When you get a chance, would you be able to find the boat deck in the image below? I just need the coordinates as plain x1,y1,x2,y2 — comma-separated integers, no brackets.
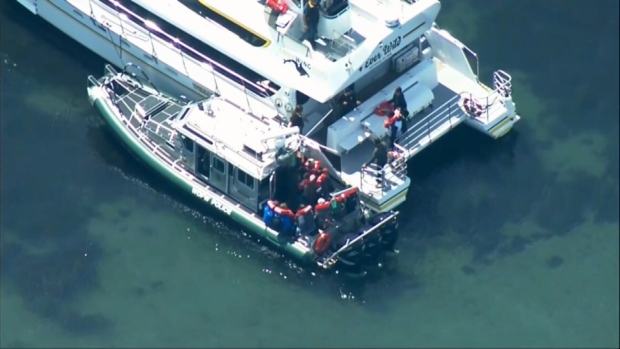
397,60,508,158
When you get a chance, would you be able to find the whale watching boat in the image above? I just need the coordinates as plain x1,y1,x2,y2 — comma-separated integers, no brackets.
18,0,521,213
87,63,400,270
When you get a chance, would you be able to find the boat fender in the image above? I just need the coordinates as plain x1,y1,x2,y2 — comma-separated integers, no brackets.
313,231,331,254
462,97,485,117
374,101,395,116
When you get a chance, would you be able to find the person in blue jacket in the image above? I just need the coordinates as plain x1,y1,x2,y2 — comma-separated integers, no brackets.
263,200,277,227
278,203,295,236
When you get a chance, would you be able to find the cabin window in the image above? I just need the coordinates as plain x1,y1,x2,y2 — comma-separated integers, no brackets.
99,0,280,97
212,156,225,173
182,136,194,152
236,168,255,190
320,0,350,18
179,0,269,48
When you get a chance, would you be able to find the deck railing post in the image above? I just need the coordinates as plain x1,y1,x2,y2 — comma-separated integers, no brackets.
426,116,431,143
176,39,189,77
243,82,252,114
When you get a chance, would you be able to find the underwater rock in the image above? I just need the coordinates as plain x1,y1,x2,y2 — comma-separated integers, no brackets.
546,255,564,269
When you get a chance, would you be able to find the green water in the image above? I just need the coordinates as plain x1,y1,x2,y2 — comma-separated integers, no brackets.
1,0,618,347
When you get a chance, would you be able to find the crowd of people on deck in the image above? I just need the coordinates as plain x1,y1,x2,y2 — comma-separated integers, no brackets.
263,151,359,240
285,84,410,190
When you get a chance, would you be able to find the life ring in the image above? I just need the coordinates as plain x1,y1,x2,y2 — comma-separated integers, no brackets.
462,97,485,117
314,231,331,254
374,101,394,116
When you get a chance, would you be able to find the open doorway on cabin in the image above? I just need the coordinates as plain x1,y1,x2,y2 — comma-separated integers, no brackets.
272,166,300,208
195,145,211,181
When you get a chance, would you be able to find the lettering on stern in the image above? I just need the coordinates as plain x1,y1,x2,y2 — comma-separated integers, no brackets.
192,186,233,215
360,36,402,72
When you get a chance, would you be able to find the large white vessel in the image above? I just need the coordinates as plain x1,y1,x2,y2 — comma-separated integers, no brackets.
17,0,521,213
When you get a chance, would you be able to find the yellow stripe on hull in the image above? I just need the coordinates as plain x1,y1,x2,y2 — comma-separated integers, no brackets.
198,0,271,48
364,189,409,213
488,117,513,139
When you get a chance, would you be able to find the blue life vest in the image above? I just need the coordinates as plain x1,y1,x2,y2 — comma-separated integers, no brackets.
263,204,275,227
281,215,294,233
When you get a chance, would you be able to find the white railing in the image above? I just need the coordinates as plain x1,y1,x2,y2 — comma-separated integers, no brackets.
317,210,399,269
359,144,408,195
397,70,512,157
84,0,276,110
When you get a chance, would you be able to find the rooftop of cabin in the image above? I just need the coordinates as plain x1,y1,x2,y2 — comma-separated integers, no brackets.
181,0,436,62
175,97,301,179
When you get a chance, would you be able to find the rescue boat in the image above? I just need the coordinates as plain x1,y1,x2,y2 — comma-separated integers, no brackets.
87,63,400,271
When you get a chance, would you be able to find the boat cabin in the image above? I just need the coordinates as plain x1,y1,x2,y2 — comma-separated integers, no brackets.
135,92,368,242
147,95,301,211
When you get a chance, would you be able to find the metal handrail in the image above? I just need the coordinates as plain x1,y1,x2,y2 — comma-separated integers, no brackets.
396,71,513,157
317,211,399,269
87,75,101,87
89,0,274,100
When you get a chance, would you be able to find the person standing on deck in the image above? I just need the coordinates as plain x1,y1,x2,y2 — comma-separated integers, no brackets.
338,85,361,115
363,138,388,187
300,0,320,50
288,105,306,133
392,87,408,134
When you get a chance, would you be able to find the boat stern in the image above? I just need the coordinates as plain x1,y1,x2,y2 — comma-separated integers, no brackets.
462,70,521,140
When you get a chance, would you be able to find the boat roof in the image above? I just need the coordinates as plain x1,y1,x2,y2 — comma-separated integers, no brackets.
173,96,301,180
133,0,440,102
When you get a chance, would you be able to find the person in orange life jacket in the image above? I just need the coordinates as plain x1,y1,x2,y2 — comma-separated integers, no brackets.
298,172,318,205
392,87,408,133
314,197,331,229
363,138,388,186
276,202,295,236
288,105,306,133
338,85,361,115
383,110,401,149
304,158,322,175
300,0,320,50
296,204,318,236
315,167,330,194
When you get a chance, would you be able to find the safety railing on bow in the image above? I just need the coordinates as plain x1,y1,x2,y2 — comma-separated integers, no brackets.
86,0,276,111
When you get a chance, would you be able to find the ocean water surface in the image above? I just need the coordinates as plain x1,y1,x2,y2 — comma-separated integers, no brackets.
1,0,618,348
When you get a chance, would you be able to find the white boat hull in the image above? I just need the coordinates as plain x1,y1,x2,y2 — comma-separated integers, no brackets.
29,0,288,121
35,0,205,100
